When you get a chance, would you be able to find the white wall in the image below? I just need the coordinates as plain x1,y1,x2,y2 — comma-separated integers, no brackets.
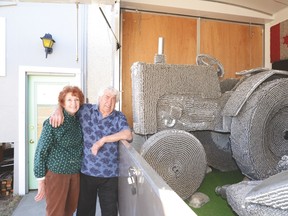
0,2,85,141
0,2,117,194
87,4,119,104
0,3,87,194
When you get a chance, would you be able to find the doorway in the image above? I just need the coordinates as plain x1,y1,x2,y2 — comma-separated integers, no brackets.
18,67,82,194
28,74,81,189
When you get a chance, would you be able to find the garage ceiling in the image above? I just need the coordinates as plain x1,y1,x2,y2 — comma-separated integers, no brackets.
199,0,288,15
2,0,288,17
0,0,116,6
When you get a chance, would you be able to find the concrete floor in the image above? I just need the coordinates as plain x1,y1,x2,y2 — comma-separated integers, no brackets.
12,191,45,216
12,191,102,216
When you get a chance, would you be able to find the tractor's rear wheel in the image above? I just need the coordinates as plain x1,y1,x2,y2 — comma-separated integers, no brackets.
140,129,207,199
231,78,288,180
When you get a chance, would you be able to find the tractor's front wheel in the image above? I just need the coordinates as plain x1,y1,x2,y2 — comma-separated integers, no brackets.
140,129,207,199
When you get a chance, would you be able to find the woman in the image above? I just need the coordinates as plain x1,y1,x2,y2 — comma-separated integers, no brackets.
34,86,84,216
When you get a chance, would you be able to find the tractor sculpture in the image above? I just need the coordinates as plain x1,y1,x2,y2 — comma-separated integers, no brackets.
130,49,288,200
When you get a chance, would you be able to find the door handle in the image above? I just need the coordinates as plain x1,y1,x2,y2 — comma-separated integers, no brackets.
29,139,34,144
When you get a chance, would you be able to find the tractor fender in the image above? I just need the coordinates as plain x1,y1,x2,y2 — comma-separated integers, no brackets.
222,70,288,117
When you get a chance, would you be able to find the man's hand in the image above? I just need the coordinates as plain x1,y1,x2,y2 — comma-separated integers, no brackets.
49,106,64,127
91,138,105,156
34,179,45,202
90,130,132,156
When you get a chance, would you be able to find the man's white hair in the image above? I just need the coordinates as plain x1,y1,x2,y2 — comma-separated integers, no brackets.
97,86,120,103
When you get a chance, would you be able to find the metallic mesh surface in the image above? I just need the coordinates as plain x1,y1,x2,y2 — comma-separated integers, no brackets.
219,78,239,93
226,172,288,216
131,62,221,135
226,181,254,216
227,181,265,216
223,70,288,117
157,94,220,131
154,54,166,64
196,54,224,77
192,131,238,171
230,78,288,180
140,129,207,200
245,170,288,210
222,71,273,117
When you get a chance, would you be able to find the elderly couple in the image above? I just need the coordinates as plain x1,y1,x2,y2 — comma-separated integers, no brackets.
33,86,132,216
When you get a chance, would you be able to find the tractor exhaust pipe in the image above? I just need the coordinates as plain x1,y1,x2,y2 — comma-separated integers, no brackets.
154,37,166,64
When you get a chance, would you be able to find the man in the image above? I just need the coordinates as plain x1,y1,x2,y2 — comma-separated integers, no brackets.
50,86,132,216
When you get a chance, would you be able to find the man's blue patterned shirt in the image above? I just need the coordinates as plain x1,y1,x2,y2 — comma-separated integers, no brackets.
77,104,130,177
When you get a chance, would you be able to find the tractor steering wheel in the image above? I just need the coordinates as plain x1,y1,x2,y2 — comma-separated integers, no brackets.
196,54,224,77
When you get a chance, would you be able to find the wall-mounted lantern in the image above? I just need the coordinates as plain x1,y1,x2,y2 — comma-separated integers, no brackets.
40,33,55,58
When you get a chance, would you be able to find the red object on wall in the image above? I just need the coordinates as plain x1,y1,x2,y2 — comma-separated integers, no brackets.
271,23,280,63
270,20,288,63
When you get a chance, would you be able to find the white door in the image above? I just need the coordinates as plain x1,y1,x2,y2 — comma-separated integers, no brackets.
28,74,80,189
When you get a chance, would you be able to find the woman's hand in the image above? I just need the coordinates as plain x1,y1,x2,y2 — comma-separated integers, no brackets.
34,179,45,202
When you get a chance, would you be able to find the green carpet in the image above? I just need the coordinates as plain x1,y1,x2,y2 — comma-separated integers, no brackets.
189,168,244,216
